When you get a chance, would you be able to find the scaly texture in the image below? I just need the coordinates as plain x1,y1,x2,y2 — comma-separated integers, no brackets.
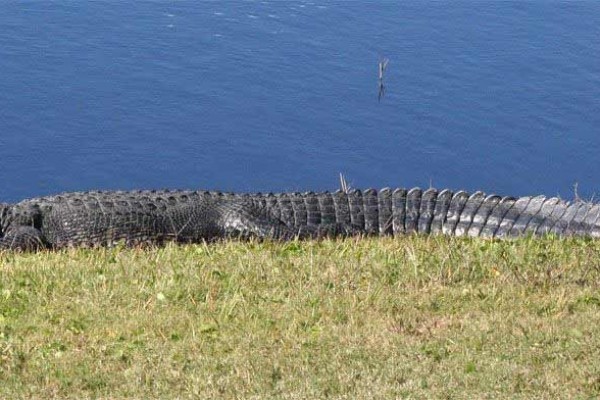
1,187,598,250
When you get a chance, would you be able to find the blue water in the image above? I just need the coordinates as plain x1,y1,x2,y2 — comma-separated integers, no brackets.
0,1,599,203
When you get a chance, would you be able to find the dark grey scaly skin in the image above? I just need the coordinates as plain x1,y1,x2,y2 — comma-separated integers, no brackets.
0,187,598,251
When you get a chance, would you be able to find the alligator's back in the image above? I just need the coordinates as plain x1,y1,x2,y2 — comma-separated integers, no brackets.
1,187,598,250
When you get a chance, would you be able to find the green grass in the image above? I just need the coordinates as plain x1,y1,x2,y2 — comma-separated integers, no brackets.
1,236,600,399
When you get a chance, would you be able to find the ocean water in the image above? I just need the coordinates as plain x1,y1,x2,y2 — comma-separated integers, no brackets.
0,1,598,202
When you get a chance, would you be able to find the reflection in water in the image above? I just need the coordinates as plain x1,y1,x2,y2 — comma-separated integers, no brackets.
378,57,389,102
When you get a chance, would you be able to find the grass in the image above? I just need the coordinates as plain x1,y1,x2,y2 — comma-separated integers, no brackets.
1,235,600,399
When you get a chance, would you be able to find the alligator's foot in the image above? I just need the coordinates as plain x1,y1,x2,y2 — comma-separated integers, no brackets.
0,226,48,251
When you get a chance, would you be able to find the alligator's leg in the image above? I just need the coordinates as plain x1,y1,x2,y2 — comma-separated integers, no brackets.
0,226,48,251
219,201,359,240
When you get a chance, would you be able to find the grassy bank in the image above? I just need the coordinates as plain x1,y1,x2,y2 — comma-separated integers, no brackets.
1,236,600,399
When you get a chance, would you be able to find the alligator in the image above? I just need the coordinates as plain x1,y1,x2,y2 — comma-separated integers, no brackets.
0,187,599,251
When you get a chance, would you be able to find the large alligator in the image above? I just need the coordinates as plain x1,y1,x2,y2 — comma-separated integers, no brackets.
0,187,599,251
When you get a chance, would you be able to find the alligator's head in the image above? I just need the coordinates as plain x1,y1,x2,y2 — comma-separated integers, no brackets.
0,203,10,237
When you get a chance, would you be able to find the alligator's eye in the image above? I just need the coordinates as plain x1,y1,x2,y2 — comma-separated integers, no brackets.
69,198,83,206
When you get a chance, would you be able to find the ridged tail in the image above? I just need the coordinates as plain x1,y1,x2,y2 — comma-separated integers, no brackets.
244,188,600,238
